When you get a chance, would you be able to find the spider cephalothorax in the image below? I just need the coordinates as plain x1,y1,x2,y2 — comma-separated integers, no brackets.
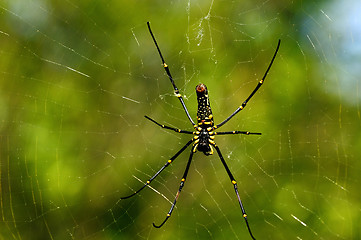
194,125,214,156
121,22,280,240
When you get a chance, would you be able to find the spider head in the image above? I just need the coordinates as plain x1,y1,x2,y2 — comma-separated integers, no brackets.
197,142,213,155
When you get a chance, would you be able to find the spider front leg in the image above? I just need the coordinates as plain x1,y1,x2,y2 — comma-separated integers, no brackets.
213,144,256,240
120,139,194,200
153,147,195,228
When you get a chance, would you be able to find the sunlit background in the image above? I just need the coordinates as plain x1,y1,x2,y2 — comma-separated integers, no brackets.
0,0,360,239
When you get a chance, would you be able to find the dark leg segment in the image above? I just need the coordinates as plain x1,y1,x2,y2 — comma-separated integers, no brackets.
145,115,194,134
120,139,194,199
213,144,256,240
153,148,195,228
215,131,261,136
147,22,196,126
215,39,281,129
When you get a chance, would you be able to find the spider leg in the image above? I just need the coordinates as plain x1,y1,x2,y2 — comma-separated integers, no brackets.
214,131,261,136
145,115,194,134
147,22,196,126
153,148,195,228
120,138,194,200
213,144,256,240
214,39,281,130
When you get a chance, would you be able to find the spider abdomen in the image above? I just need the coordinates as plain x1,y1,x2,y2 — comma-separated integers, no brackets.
196,84,214,127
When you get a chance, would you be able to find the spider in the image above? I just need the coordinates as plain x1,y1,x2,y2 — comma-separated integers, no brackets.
121,22,280,240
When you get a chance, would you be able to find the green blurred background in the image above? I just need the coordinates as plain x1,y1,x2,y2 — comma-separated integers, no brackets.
0,0,360,239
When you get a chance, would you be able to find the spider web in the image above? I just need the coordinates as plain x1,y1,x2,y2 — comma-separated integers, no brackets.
0,0,360,239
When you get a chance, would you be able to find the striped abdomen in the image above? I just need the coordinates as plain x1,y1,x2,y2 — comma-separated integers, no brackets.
196,84,214,127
